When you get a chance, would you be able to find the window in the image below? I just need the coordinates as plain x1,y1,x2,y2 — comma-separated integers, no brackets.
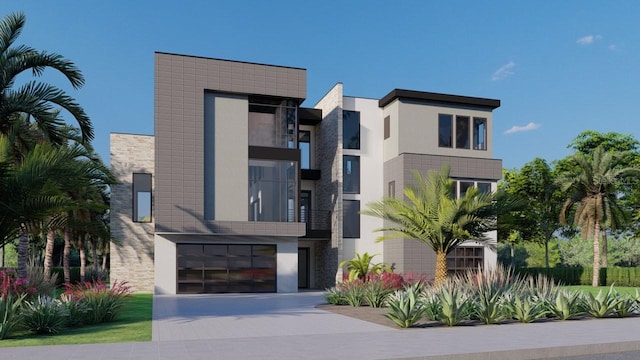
477,182,491,193
133,173,152,222
446,247,484,274
343,110,360,149
298,131,311,169
248,100,297,148
473,118,487,150
388,181,396,197
438,114,452,148
343,155,360,194
343,200,360,238
248,159,297,222
459,181,474,198
384,116,390,139
456,116,470,149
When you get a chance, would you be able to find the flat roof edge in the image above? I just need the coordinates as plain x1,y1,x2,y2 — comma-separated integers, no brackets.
379,89,500,109
155,51,306,71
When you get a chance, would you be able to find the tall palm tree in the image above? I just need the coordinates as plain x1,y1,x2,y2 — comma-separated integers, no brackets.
362,165,495,286
558,147,640,287
0,12,93,145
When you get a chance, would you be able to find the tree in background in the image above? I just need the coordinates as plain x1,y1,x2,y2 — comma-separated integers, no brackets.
558,147,640,286
500,158,564,268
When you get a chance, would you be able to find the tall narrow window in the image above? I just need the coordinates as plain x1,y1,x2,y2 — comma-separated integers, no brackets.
298,130,311,169
388,181,396,197
343,200,360,238
133,173,152,222
343,110,360,149
438,114,452,148
473,117,487,150
456,116,470,149
384,116,390,139
343,155,360,194
459,181,474,198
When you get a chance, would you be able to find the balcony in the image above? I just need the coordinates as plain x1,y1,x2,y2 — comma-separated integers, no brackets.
300,209,331,239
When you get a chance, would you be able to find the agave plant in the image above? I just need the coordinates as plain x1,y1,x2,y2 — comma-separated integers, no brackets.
502,292,548,323
548,290,585,320
613,294,637,318
436,282,473,326
0,293,26,339
583,286,621,318
362,281,393,308
340,281,365,307
419,289,442,321
384,283,426,328
324,287,347,305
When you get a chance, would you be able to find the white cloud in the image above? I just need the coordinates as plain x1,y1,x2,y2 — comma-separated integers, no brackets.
492,61,515,81
577,34,602,45
504,122,541,135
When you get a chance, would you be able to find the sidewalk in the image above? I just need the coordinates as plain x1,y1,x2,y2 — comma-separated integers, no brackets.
2,291,640,359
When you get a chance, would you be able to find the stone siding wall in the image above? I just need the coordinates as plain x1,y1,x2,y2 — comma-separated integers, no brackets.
110,133,155,293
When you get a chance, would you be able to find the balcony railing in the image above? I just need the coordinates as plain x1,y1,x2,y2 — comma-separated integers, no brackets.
300,210,331,231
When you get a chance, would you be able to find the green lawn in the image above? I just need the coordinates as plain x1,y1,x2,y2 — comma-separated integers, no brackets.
0,293,152,347
562,285,639,296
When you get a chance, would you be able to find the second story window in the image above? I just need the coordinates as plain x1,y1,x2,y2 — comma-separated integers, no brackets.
456,116,470,149
473,117,487,150
438,114,452,148
343,155,360,194
343,110,360,149
248,99,297,149
133,173,152,223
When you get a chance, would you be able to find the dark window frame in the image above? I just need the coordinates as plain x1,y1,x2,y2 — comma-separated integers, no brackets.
384,116,390,140
343,155,360,194
456,116,470,149
438,114,453,148
343,110,361,149
473,117,487,150
132,173,152,223
343,200,360,238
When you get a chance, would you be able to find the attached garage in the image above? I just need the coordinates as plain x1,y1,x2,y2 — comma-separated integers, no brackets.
177,244,277,293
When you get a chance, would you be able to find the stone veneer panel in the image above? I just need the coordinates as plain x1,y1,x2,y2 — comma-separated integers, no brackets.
110,133,155,293
314,83,343,288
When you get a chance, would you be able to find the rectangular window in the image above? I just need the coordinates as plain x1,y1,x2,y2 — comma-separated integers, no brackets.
248,100,297,148
343,110,360,149
343,200,360,238
477,182,491,193
384,116,390,140
446,247,484,274
459,181,474,198
133,173,152,222
456,116,470,149
343,155,360,194
388,181,396,197
248,159,297,222
473,117,487,150
438,114,452,148
298,130,311,169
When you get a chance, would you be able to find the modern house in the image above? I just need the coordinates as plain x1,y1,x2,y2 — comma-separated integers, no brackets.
110,52,502,294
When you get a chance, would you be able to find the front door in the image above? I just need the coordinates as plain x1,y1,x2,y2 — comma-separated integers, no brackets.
298,247,310,288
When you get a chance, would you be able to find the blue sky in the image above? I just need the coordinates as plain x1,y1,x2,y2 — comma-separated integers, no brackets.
3,1,639,170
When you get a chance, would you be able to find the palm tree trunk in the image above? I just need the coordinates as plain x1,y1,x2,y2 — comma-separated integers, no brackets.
435,250,448,286
91,241,98,273
101,252,107,271
79,237,86,282
44,228,55,280
17,224,29,279
510,244,515,268
601,231,608,268
592,220,601,287
63,227,71,283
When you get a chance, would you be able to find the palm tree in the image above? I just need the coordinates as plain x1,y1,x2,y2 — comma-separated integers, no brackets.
0,12,93,145
362,164,495,286
558,147,640,287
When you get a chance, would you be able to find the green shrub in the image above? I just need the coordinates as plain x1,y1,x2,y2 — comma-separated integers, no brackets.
362,281,393,308
613,294,637,318
21,296,68,334
457,266,522,324
341,281,365,307
27,261,58,297
59,293,89,327
436,283,473,326
384,284,426,328
515,267,640,286
324,287,347,305
50,267,82,286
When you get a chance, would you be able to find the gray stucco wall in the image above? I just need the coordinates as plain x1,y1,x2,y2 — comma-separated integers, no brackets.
110,133,155,293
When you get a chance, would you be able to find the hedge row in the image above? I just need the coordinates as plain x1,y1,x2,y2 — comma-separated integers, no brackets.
515,267,640,287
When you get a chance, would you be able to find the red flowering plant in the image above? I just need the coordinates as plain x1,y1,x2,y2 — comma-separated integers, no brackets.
63,279,132,324
0,269,36,299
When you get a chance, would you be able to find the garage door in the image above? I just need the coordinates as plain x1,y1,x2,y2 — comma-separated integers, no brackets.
177,244,277,294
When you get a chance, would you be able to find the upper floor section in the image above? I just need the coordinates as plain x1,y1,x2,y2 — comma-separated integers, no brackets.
379,89,500,162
